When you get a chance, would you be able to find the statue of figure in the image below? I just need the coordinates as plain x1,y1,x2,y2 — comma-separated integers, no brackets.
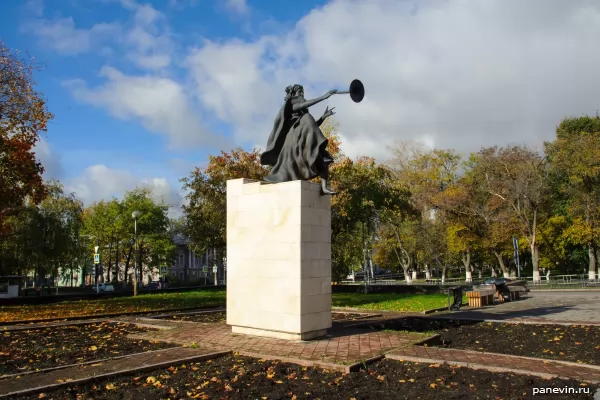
260,84,338,195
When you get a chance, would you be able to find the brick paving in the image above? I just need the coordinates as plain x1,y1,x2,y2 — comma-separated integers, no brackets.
0,346,228,398
386,346,600,383
121,318,424,366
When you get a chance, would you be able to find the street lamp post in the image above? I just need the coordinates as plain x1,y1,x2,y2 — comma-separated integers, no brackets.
132,210,140,297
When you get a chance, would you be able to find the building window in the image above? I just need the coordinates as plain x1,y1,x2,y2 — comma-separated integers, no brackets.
171,271,176,277
191,271,196,277
179,272,184,279
179,254,184,265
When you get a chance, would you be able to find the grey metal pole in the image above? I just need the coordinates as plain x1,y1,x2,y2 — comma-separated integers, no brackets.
134,219,137,297
96,237,99,294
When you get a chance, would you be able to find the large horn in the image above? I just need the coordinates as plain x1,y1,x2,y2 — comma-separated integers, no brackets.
335,79,365,103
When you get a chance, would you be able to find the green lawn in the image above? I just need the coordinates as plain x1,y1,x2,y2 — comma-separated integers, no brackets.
0,289,462,323
332,292,466,312
0,289,226,322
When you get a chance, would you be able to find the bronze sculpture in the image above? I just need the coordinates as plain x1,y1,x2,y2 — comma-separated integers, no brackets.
260,80,364,195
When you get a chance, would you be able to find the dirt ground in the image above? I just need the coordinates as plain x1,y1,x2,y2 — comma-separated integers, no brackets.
360,317,600,365
0,322,176,375
18,354,597,400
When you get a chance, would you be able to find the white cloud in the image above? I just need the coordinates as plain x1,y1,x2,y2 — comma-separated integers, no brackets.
65,164,184,218
23,0,172,69
33,138,64,180
167,0,199,10
22,17,118,55
26,0,600,167
224,0,249,15
63,66,225,148
123,3,173,70
185,0,600,160
23,0,44,17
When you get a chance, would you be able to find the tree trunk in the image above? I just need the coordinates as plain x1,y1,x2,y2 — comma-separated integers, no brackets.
531,242,540,283
588,243,597,281
462,249,472,282
492,250,510,278
441,265,446,283
106,243,113,283
391,244,412,284
424,264,431,280
403,264,412,283
124,247,133,285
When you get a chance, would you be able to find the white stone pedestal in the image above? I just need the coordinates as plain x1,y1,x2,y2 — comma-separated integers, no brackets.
226,178,332,340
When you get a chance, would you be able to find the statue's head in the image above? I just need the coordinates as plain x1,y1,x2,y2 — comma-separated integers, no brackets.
284,84,304,101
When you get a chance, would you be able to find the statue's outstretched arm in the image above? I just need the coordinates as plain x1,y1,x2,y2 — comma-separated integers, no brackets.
292,90,337,112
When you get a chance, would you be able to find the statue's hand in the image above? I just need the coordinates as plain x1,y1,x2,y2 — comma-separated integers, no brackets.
324,89,338,98
322,106,336,119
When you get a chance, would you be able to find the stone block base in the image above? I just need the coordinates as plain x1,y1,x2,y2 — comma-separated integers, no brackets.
226,178,332,341
231,326,328,341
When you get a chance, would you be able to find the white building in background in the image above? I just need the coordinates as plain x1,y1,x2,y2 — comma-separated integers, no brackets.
168,234,225,284
50,234,225,287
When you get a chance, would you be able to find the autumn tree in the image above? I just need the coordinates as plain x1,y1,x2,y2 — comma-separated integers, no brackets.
0,42,53,236
82,188,173,285
545,115,600,280
388,143,461,281
328,156,411,281
0,181,83,282
182,148,269,258
472,146,548,282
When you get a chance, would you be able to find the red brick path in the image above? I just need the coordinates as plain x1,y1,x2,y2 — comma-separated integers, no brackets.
122,318,424,367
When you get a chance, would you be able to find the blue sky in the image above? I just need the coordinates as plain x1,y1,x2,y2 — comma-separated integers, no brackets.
2,0,599,214
0,0,328,210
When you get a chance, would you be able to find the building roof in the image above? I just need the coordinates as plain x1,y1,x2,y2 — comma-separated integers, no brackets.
172,234,190,246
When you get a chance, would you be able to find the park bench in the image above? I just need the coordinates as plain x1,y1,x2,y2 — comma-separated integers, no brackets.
495,285,526,302
465,289,495,308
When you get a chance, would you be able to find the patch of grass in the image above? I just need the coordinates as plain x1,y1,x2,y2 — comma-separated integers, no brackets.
331,292,468,312
382,328,437,336
1,290,466,323
0,289,226,322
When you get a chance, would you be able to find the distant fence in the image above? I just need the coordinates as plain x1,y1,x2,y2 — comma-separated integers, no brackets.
525,274,600,289
341,274,486,286
332,283,473,295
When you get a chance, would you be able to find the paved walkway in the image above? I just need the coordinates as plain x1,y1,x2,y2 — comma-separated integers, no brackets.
0,319,106,332
437,291,600,324
0,347,227,398
387,346,600,383
119,317,426,368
